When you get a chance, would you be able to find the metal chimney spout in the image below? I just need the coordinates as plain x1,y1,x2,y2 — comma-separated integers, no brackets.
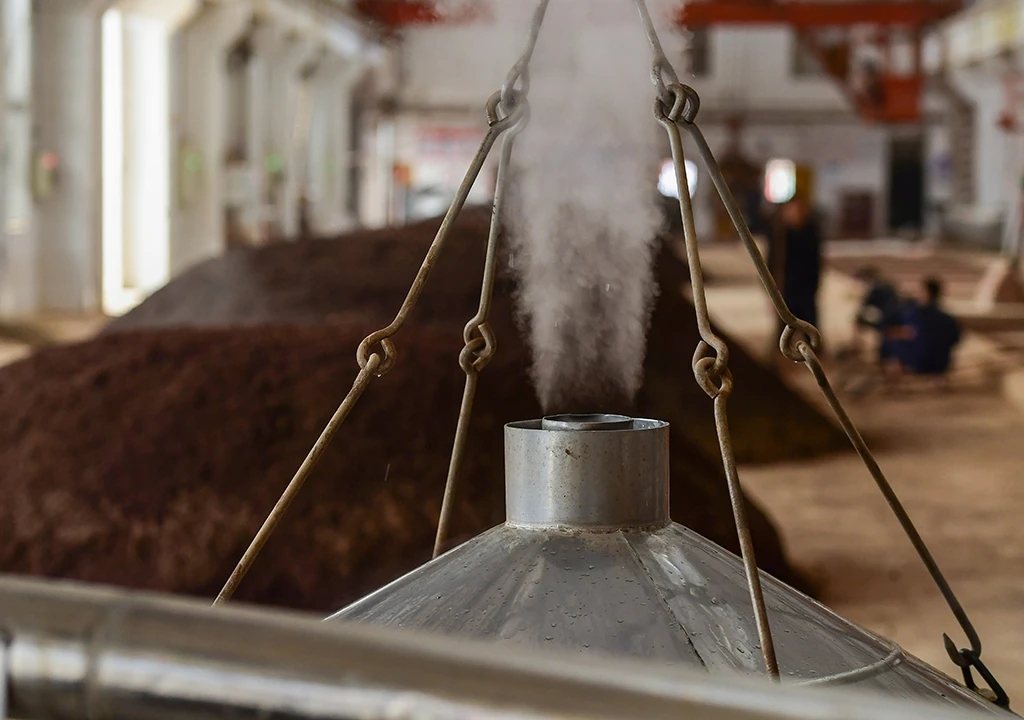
505,414,669,530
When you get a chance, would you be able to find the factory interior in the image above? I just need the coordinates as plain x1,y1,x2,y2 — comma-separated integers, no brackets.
1,0,1024,717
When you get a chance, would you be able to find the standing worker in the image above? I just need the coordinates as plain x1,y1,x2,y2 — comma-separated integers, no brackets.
769,196,824,332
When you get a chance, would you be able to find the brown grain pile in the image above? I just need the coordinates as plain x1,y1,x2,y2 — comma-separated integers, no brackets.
0,211,843,611
0,322,792,612
110,210,846,464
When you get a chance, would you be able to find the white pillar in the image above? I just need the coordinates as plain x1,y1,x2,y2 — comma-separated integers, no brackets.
0,2,7,310
122,12,171,297
268,35,318,238
31,0,104,313
0,0,34,316
307,57,364,235
168,2,249,274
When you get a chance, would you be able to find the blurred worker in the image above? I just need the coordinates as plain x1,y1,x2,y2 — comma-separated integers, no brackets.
853,266,902,364
717,116,763,240
769,197,823,330
896,277,961,378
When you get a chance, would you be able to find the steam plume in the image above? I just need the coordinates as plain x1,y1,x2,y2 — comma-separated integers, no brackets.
499,1,681,409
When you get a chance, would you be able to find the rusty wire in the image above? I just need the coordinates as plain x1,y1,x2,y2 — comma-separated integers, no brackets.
214,94,522,606
797,340,1008,707
656,97,780,680
660,81,1007,705
637,1,1005,702
214,354,382,605
635,0,779,678
676,86,1005,699
632,0,681,106
433,0,548,558
677,119,821,361
433,103,530,558
641,50,1008,706
355,100,520,377
500,0,550,113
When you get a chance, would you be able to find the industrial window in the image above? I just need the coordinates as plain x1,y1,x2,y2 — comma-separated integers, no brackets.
658,158,699,199
764,158,797,204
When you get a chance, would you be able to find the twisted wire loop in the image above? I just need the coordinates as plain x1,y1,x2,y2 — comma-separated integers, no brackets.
433,99,530,559
656,84,780,679
213,95,524,606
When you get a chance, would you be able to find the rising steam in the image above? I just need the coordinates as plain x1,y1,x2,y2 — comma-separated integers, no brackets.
500,1,681,410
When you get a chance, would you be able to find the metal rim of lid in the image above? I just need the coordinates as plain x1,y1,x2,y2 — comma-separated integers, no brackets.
540,414,634,431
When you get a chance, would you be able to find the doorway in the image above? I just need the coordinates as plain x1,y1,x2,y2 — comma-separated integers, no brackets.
888,136,924,233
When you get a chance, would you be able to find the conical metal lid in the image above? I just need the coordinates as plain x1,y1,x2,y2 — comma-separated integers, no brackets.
330,415,1002,713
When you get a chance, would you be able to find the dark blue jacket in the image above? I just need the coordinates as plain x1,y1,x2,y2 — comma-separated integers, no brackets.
902,303,961,375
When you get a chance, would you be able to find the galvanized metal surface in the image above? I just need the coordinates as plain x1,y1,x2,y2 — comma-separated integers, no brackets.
0,577,1006,720
331,522,1001,714
505,415,669,530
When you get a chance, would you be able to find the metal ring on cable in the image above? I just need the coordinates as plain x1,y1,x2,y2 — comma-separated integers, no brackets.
944,640,1010,708
667,83,700,123
501,63,529,113
779,321,822,362
487,89,526,131
653,83,701,125
356,333,397,376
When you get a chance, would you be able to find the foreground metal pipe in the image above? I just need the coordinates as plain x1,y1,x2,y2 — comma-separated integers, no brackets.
0,576,1008,720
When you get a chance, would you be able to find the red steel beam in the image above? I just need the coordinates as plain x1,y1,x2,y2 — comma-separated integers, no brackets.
355,0,489,27
355,0,440,25
357,1,960,30
679,1,961,28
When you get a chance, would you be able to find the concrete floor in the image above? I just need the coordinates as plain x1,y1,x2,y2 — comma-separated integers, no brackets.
700,240,1024,704
0,313,104,366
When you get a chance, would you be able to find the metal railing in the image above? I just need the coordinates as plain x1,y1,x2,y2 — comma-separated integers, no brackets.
0,576,1005,720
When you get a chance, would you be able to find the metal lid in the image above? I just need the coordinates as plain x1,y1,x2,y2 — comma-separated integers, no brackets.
505,414,669,530
331,415,1003,714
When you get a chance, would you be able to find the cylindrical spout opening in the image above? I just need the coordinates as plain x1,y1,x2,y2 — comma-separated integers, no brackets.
504,415,670,530
540,413,634,431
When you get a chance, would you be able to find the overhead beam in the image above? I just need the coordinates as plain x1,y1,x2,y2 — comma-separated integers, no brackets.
678,1,961,28
355,0,438,25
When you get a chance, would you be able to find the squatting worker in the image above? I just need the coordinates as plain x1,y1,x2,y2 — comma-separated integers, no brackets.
897,277,962,377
